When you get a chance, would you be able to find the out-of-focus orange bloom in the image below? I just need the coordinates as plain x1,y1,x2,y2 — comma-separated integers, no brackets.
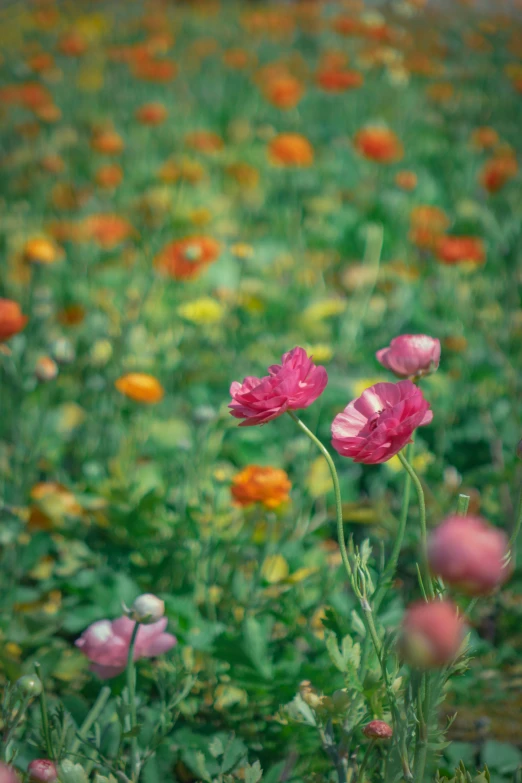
50,182,92,211
34,103,62,123
95,164,124,189
435,236,485,266
41,154,65,174
82,214,134,249
223,48,253,70
409,205,450,249
33,6,60,29
354,127,403,163
158,157,207,185
319,50,349,71
0,299,28,341
115,373,164,404
470,126,499,150
395,170,417,191
135,102,168,125
426,82,454,103
132,57,178,82
464,31,493,53
241,9,295,39
154,236,221,280
28,482,83,531
0,81,52,110
91,129,124,155
57,305,86,327
262,75,304,109
58,32,88,57
479,153,518,193
27,53,55,73
185,130,224,154
24,237,63,265
332,15,364,37
231,465,292,510
226,162,260,188
317,68,363,92
268,133,314,167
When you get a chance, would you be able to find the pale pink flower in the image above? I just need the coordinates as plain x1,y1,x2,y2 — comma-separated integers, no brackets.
75,616,176,679
331,380,432,464
0,764,20,783
376,334,440,378
229,347,328,426
400,599,465,668
428,514,510,596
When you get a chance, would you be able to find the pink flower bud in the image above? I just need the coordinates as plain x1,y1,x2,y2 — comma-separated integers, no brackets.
376,334,440,379
428,515,510,596
400,599,465,668
362,720,393,739
28,760,57,783
0,764,20,783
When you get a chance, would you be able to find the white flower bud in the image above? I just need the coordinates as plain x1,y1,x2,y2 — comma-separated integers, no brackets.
129,594,164,624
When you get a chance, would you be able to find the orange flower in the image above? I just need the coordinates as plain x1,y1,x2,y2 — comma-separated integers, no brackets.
91,129,124,155
0,299,28,341
395,170,417,191
409,205,449,249
115,373,164,404
58,32,88,57
95,164,124,189
135,102,168,125
28,482,83,531
24,237,63,265
435,236,485,266
41,154,65,174
154,236,221,280
262,75,304,109
268,133,314,167
332,15,364,37
223,48,252,70
27,53,55,73
0,81,52,110
319,50,349,71
470,126,499,150
317,69,363,92
132,57,178,82
185,130,224,154
82,214,134,249
231,465,291,510
479,154,518,193
225,162,260,188
426,82,454,103
354,127,403,164
158,157,207,185
57,305,86,327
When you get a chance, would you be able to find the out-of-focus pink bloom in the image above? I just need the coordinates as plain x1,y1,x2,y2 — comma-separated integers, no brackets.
0,764,20,783
376,334,440,379
229,347,328,426
75,616,176,679
28,760,57,783
428,514,510,596
400,599,465,668
362,720,393,739
331,380,432,464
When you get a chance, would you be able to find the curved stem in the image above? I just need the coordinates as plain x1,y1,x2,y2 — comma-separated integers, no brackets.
70,686,111,756
126,622,141,782
358,739,375,781
397,452,434,599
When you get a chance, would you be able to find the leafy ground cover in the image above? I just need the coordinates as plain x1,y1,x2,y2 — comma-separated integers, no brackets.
0,1,521,781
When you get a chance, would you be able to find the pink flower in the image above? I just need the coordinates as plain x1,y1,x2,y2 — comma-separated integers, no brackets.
376,334,441,378
229,347,328,426
428,514,510,596
28,760,57,783
75,616,176,679
331,380,432,464
400,599,465,668
0,765,20,783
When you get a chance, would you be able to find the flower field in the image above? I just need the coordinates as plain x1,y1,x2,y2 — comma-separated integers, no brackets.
0,0,521,781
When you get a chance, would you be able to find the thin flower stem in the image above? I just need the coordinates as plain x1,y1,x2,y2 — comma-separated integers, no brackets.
358,739,375,781
456,494,470,516
34,663,52,759
413,676,430,783
397,452,435,599
126,622,141,782
70,686,111,756
509,486,522,565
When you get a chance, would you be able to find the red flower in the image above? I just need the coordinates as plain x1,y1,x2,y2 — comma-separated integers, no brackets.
435,236,485,265
0,299,28,341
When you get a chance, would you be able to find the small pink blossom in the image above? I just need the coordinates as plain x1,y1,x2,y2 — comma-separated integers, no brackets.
400,599,465,668
75,616,176,680
229,347,328,426
28,760,57,783
362,720,393,740
376,334,441,378
428,514,510,596
331,380,432,464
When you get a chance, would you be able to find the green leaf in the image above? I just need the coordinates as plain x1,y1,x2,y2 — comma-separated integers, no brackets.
243,616,273,679
208,737,224,758
482,741,522,773
244,761,263,783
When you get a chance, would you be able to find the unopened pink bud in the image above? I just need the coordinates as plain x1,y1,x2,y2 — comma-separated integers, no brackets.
428,515,510,596
376,334,440,379
28,760,57,783
400,599,465,669
362,720,393,739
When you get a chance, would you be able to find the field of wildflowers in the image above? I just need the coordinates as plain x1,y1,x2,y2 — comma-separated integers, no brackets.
0,0,521,781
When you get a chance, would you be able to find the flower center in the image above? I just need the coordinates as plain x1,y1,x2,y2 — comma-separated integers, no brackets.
184,244,202,262
368,410,384,431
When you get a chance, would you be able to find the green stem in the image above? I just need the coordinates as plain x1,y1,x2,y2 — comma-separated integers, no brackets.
397,452,434,599
34,663,52,759
413,677,430,783
70,686,111,756
456,494,470,516
127,621,141,782
358,739,375,781
509,486,522,566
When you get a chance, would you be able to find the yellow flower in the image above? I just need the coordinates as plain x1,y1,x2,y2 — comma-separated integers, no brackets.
177,297,224,325
115,373,164,404
306,456,333,498
302,298,347,322
261,554,290,584
304,343,333,363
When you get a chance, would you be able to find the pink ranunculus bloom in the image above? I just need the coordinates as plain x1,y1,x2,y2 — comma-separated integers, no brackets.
331,380,432,464
376,334,441,378
428,514,510,596
229,346,328,426
75,616,176,680
400,599,465,669
27,760,57,783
